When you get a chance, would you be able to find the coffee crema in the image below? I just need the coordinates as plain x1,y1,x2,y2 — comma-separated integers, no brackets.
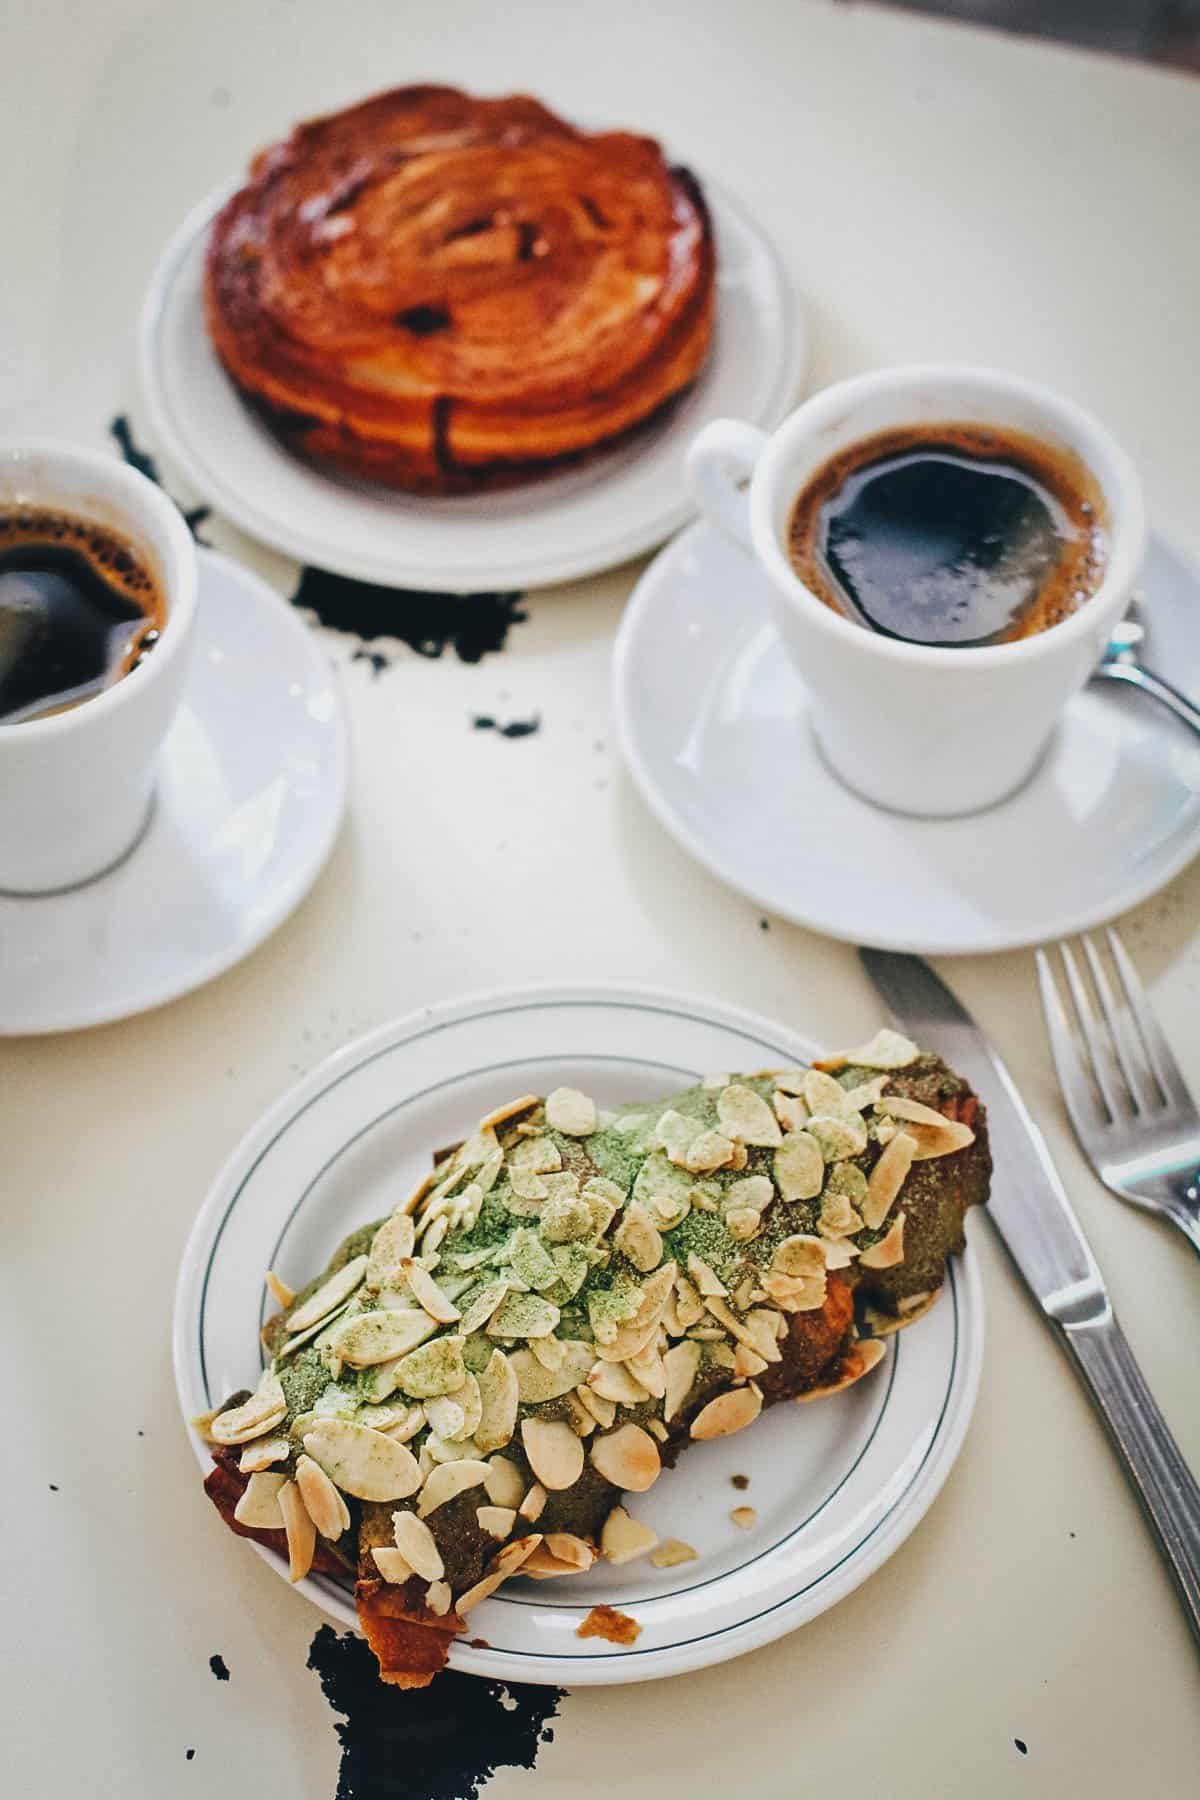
786,422,1109,649
0,509,165,725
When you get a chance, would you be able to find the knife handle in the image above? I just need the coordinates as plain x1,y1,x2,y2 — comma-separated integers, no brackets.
1062,1312,1200,1649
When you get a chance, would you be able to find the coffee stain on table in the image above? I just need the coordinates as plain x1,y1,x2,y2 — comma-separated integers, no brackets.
208,1653,230,1682
109,416,212,540
307,1626,562,1800
293,567,527,667
472,714,541,739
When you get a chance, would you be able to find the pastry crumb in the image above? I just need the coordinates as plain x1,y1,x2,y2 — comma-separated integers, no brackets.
576,1604,642,1645
730,1506,757,1530
731,1473,750,1490
650,1538,698,1569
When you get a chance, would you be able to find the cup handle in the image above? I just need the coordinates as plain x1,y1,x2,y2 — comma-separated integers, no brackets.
686,420,769,552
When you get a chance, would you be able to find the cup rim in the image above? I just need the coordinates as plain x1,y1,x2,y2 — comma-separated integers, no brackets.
748,362,1147,671
0,438,197,740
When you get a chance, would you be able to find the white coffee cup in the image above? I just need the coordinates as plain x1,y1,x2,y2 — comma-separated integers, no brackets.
0,442,197,893
687,365,1146,817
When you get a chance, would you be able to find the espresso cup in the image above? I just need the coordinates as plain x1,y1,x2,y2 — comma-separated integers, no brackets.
687,365,1146,817
0,442,197,893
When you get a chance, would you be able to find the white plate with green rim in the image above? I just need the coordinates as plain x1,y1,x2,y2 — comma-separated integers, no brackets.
173,986,983,1685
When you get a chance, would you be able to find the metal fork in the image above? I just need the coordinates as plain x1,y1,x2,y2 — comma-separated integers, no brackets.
1037,927,1200,1258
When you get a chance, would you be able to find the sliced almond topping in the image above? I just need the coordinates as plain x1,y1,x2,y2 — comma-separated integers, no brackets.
875,1097,975,1159
624,1342,667,1400
684,1129,739,1173
862,1130,917,1229
772,1234,827,1278
475,1349,520,1454
734,1342,769,1379
793,1336,887,1401
647,1418,669,1443
686,1252,727,1297
690,1385,763,1440
425,1579,453,1616
395,1333,467,1399
510,1340,597,1404
484,1454,525,1510
530,1334,566,1372
724,1207,761,1242
613,1201,664,1274
519,1482,547,1523
369,1403,424,1443
601,1505,659,1564
701,1072,731,1089
239,1434,290,1474
588,1359,650,1406
279,1479,316,1583
456,1570,507,1613
591,1262,678,1363
773,1068,810,1094
840,1074,891,1112
265,1270,296,1310
286,1256,369,1335
743,1309,785,1364
392,1510,445,1580
423,1394,467,1442
807,1113,868,1161
477,1505,517,1539
508,1164,549,1203
762,1267,827,1313
233,1471,288,1529
822,1239,859,1270
717,1083,783,1147
366,1213,416,1287
650,1538,698,1569
662,1340,701,1420
295,1454,351,1540
521,1546,581,1579
371,1546,414,1584
545,1087,598,1137
457,1279,509,1336
417,1458,491,1518
543,1532,594,1570
491,1533,542,1576
399,1259,461,1324
575,1385,616,1429
303,1419,423,1502
839,1028,919,1070
563,1392,597,1436
330,1308,437,1368
521,1418,584,1491
731,1505,757,1529
773,1090,809,1133
802,1069,855,1117
479,1095,540,1131
210,1374,287,1446
671,1273,706,1329
860,1211,907,1269
589,1423,661,1492
510,1134,562,1174
774,1132,825,1202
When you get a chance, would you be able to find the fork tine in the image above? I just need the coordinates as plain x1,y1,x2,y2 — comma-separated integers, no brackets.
1057,941,1124,1123
1105,926,1193,1112
1036,947,1110,1138
1080,934,1154,1115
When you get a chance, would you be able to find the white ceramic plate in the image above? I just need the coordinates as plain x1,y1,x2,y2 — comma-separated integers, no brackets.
174,986,983,1686
139,179,804,593
612,523,1200,956
0,548,346,1034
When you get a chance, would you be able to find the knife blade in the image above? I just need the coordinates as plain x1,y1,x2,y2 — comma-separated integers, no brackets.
858,947,1200,1650
858,947,1105,1323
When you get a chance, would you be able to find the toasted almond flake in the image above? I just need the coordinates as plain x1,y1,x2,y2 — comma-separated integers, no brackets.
521,1546,581,1579
510,1134,562,1174
860,1211,907,1269
476,1505,517,1539
841,1074,891,1111
294,1454,351,1539
488,1291,561,1341
392,1510,445,1579
874,1097,975,1159
662,1341,701,1420
530,1333,566,1372
425,1432,483,1464
425,1579,453,1616
545,1086,598,1137
807,1112,868,1160
457,1570,508,1613
613,1201,664,1273
701,1293,759,1349
588,1360,650,1405
510,1340,596,1404
541,1532,594,1571
724,1207,762,1242
709,1341,737,1369
239,1435,290,1474
287,1256,369,1334
233,1471,288,1529
479,1095,540,1131
519,1482,547,1522
563,1392,597,1436
774,1132,825,1202
686,1325,726,1341
265,1270,295,1310
650,1538,698,1569
684,1129,739,1172
590,1423,661,1492
210,1375,287,1446
521,1418,584,1491
840,1028,919,1070
458,1279,509,1336
731,1505,757,1529
592,1262,678,1363
417,1458,491,1518
600,1506,659,1564
330,1308,437,1369
732,1273,757,1311
733,1343,769,1378
862,1130,918,1229
686,1252,726,1297
690,1386,763,1440
508,1164,548,1202
701,1072,730,1089
794,1336,887,1401
423,1394,467,1441
672,1274,706,1329
717,1083,783,1147
491,1534,542,1577
743,1309,785,1363
647,1419,669,1442
802,1069,855,1117
279,1479,316,1583
484,1454,525,1509
302,1418,423,1502
581,1176,624,1236
366,1213,416,1288
624,1343,667,1400
762,1267,827,1313
823,1239,859,1269
773,1234,827,1277
773,1090,809,1133
474,1349,520,1454
773,1068,811,1094
371,1546,414,1584
687,1186,719,1212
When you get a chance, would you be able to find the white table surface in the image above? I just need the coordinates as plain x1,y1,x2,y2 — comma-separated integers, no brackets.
3,1,1199,1794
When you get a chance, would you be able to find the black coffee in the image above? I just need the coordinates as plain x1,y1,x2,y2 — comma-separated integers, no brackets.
786,423,1108,648
0,509,165,725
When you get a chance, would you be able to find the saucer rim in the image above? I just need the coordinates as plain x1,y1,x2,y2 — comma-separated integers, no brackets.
0,546,348,1035
612,519,1200,957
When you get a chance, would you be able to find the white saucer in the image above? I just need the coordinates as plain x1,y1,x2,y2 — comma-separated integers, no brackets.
0,549,347,1034
139,178,805,593
612,523,1200,956
174,986,982,1686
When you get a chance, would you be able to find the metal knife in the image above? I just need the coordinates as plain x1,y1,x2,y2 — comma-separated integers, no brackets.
859,947,1200,1650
